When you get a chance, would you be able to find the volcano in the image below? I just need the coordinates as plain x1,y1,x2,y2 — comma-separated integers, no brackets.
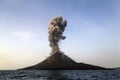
21,52,107,70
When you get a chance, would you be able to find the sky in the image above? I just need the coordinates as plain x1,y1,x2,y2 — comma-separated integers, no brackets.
0,0,120,70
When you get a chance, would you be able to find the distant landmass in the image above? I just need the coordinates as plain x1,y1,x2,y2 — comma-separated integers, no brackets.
20,52,109,70
113,67,120,70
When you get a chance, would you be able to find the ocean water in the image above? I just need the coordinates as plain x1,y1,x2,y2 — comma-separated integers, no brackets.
0,70,120,80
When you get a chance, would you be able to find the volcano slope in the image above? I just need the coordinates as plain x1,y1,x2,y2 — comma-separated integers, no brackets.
21,52,107,70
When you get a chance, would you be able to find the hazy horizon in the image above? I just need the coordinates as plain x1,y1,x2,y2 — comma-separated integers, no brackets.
0,0,120,70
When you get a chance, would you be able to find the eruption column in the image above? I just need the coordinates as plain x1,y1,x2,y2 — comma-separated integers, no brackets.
48,16,67,55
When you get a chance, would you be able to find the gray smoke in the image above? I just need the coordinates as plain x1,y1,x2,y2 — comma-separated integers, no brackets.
48,16,67,55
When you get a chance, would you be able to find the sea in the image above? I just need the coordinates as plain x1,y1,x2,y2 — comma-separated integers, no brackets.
0,70,120,80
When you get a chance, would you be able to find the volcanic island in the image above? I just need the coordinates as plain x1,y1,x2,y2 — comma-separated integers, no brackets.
21,16,108,70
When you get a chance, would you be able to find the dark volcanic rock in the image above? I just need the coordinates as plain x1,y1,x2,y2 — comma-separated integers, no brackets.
21,52,107,70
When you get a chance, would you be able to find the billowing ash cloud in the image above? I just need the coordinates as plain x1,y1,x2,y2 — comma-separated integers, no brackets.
48,16,67,55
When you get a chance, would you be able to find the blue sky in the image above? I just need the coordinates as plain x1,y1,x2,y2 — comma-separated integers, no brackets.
0,0,120,70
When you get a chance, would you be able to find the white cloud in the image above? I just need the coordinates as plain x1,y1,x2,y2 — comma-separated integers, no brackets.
13,31,33,40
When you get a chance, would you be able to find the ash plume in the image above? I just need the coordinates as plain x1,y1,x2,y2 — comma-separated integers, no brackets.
48,16,67,55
